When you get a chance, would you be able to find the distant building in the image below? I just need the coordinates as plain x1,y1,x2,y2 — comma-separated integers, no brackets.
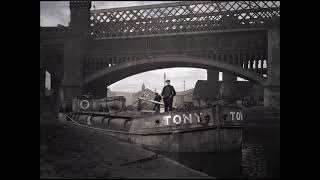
107,90,133,105
173,89,194,107
142,83,145,91
107,83,155,107
131,83,156,109
132,84,155,101
107,90,117,97
193,80,264,106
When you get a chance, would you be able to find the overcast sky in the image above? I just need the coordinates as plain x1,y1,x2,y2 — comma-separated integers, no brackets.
40,1,236,92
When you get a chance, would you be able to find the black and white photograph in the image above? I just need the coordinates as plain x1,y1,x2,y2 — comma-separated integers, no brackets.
40,1,280,178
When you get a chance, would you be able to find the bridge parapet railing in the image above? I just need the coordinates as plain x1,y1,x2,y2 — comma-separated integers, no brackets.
89,1,280,39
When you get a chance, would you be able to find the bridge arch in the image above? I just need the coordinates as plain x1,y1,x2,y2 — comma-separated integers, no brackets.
83,55,267,94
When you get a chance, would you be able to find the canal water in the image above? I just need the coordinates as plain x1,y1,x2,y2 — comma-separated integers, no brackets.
159,123,280,178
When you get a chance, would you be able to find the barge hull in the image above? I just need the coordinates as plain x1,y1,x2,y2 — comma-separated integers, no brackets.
64,105,243,152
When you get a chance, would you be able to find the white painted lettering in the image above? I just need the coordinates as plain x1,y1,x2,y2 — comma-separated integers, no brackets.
236,112,241,120
230,112,235,121
183,114,193,124
87,116,92,125
163,115,171,125
238,112,243,120
173,115,182,124
194,113,201,123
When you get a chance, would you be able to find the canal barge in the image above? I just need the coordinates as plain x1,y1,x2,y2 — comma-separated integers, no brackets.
60,96,244,152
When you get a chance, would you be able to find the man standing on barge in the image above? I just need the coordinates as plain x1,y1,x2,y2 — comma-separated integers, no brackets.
153,92,162,113
161,80,176,112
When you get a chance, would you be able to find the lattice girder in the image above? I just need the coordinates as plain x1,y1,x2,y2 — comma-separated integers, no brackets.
90,1,280,39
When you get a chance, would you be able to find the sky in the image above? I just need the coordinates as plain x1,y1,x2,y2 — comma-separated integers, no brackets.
40,1,245,93
40,1,174,27
109,67,208,92
45,71,51,90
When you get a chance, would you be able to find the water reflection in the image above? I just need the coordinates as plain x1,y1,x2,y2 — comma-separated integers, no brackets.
158,124,280,178
162,151,242,178
242,142,267,178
